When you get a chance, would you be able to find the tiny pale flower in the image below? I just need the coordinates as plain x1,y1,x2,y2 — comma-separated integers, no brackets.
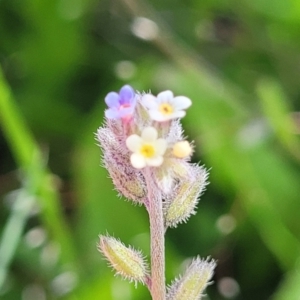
142,90,192,122
105,85,136,120
126,126,167,169
173,141,193,158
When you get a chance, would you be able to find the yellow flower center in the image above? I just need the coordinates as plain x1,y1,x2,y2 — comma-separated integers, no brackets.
140,144,155,158
159,103,174,115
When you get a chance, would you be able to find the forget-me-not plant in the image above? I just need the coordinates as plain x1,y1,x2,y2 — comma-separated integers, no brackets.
96,85,216,300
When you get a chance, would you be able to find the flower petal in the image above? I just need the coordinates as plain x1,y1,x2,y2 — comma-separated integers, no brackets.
146,156,163,167
157,90,174,103
172,96,192,110
141,127,158,142
131,153,146,169
119,85,135,104
126,135,142,152
148,110,168,122
105,92,120,108
171,110,186,119
118,106,135,118
154,139,167,155
105,108,120,119
141,94,158,109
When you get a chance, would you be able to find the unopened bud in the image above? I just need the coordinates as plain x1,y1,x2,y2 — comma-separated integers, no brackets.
167,257,216,300
97,127,147,204
172,141,192,158
164,165,208,228
98,235,149,285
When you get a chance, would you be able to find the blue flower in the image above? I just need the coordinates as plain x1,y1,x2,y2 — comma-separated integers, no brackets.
105,85,136,120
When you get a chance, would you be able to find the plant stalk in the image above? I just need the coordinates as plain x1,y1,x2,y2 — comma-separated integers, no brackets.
144,168,166,300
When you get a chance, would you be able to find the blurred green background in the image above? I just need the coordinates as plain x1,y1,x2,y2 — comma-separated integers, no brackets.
1,0,300,299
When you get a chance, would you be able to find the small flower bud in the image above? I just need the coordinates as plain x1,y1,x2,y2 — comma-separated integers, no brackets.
97,127,147,204
170,160,190,178
98,235,149,285
108,163,147,204
167,257,216,300
154,167,174,195
164,165,208,228
172,141,192,158
153,159,190,195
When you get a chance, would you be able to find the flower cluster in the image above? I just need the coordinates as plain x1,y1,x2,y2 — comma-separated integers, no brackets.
97,86,206,203
97,85,215,299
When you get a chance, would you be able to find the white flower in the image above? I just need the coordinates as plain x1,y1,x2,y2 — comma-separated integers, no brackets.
126,127,167,169
141,90,192,122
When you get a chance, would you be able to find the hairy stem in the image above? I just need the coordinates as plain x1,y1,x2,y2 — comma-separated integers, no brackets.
144,168,166,300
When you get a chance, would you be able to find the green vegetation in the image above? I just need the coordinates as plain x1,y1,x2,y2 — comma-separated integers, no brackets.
1,0,300,299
